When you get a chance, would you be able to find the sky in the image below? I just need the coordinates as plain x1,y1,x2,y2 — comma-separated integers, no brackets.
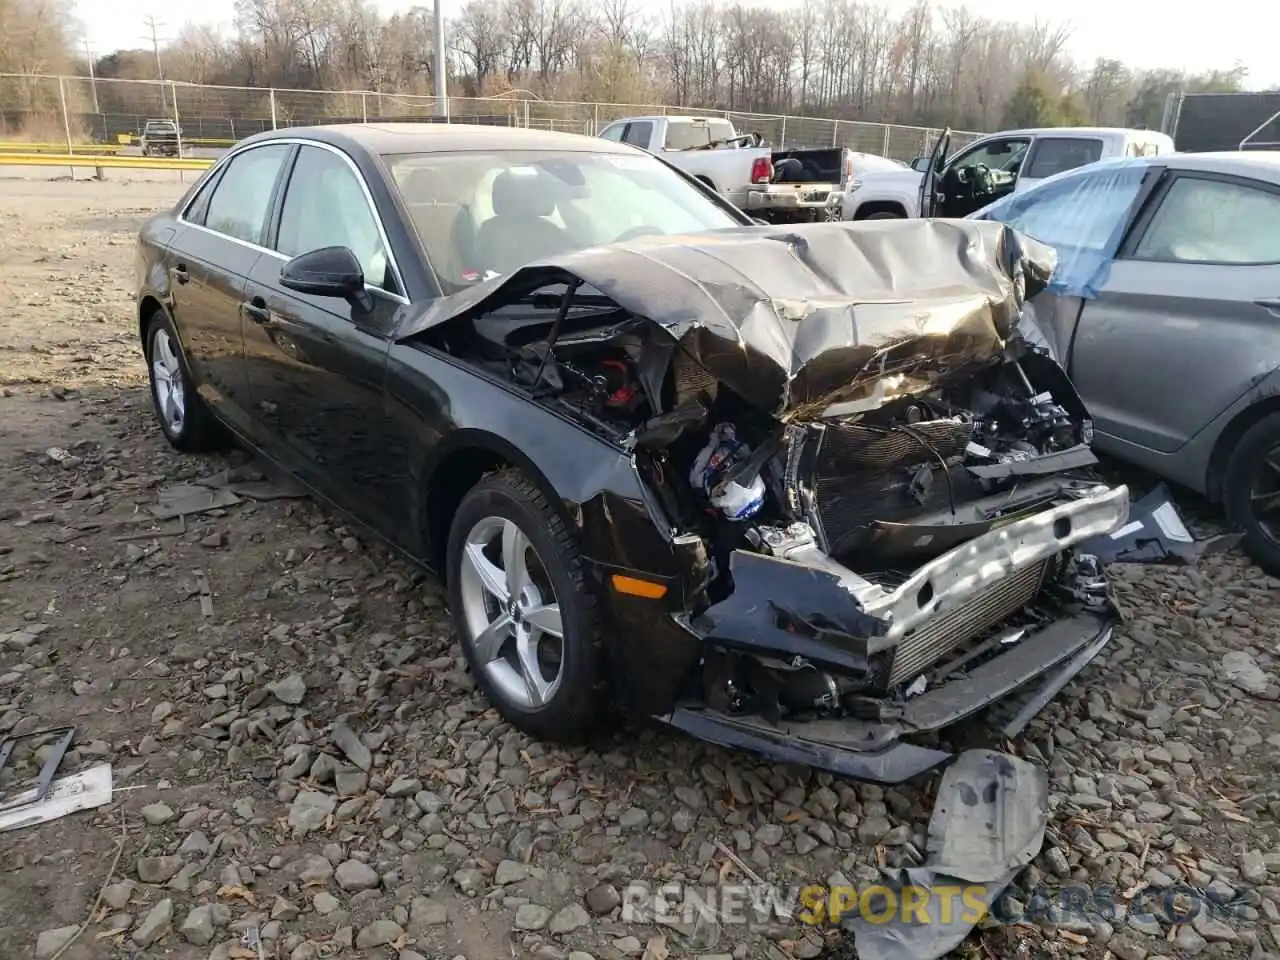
74,0,1278,91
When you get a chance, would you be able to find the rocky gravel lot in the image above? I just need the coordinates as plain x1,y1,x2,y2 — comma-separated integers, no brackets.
4,175,1280,960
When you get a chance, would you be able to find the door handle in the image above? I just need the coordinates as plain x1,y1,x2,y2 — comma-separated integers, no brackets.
173,264,189,285
242,298,270,324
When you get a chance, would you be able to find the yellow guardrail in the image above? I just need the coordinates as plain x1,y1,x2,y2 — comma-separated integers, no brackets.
116,135,236,148
0,142,124,154
0,152,214,171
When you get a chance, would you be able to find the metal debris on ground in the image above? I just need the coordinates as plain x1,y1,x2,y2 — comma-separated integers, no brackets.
0,725,74,816
839,749,1048,960
0,737,113,834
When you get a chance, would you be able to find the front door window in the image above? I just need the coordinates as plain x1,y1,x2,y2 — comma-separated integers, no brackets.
938,137,1031,217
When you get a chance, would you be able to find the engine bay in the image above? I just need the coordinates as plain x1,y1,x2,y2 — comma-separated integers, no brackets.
428,282,1101,584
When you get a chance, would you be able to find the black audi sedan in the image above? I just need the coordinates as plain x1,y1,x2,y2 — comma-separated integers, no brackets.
136,123,1168,783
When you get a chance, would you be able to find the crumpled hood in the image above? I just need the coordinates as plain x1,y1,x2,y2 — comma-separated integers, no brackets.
396,218,1057,418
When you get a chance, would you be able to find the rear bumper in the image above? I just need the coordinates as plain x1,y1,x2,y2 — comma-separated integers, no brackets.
662,612,1114,784
744,185,838,211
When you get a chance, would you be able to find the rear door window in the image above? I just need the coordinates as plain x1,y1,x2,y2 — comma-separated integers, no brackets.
621,121,653,149
664,120,735,149
1021,137,1105,179
199,144,292,246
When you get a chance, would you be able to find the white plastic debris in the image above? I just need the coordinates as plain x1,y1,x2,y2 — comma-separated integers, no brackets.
0,764,113,833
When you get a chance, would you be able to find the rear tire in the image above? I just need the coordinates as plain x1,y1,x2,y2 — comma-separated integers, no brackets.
446,469,606,742
1223,412,1280,576
144,309,229,453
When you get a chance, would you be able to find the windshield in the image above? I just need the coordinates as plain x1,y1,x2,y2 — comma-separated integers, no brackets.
386,149,745,293
664,120,736,150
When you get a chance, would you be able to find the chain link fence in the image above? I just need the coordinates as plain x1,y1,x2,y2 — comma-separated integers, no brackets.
0,73,983,161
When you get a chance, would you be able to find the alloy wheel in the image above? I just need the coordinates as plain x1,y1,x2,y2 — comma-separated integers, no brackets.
457,515,565,709
150,326,187,436
1251,442,1280,544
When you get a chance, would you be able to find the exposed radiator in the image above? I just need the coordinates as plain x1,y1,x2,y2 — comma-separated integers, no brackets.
818,418,974,471
810,418,980,551
887,559,1049,686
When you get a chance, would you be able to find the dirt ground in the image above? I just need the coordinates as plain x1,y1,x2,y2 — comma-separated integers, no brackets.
3,174,1280,960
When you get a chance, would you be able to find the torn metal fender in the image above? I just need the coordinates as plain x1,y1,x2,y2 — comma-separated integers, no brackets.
1077,482,1242,564
840,749,1048,960
393,219,1058,419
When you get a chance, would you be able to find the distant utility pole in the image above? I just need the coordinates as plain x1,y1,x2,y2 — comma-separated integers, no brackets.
143,16,168,113
83,39,99,114
433,0,448,119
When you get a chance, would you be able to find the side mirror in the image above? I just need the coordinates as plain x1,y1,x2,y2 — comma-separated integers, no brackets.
280,246,365,300
910,156,930,172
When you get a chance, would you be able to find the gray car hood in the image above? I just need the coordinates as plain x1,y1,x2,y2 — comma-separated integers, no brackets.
395,219,1056,418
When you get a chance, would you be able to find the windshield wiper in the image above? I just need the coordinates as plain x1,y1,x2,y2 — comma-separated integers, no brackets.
531,278,583,391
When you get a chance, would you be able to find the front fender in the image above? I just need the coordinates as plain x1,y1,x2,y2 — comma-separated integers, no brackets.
386,341,681,575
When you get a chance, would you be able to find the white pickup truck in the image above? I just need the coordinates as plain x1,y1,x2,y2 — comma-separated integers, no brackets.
599,115,906,224
840,126,1175,221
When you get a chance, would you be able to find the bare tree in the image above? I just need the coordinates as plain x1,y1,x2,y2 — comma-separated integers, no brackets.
18,0,1247,146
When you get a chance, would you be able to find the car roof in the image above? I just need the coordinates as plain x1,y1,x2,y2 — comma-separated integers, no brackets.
994,127,1171,140
237,122,643,157
1161,150,1280,180
604,115,729,124
1043,151,1280,183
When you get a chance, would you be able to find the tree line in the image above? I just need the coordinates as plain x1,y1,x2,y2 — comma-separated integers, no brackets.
0,0,1255,137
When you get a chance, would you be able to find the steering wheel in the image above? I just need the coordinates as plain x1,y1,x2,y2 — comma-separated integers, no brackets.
616,225,664,242
971,163,994,195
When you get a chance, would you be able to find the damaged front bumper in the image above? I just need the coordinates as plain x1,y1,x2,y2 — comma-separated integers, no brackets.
662,612,1113,784
663,483,1133,783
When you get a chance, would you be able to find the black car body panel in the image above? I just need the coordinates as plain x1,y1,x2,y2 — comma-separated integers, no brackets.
134,124,1188,783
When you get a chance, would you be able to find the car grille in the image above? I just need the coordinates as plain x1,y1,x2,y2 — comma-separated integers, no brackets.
887,559,1049,686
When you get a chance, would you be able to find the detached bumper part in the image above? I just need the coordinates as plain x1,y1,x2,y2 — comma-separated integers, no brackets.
841,749,1049,960
664,613,1114,784
1078,482,1241,564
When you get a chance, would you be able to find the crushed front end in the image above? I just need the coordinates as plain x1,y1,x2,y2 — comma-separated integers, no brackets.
401,219,1147,782
662,335,1128,784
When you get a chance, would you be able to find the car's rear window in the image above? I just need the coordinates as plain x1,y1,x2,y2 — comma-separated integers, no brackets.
664,120,736,150
1022,137,1104,179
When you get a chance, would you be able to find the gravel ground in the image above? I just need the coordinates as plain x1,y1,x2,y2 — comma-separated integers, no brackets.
3,174,1280,960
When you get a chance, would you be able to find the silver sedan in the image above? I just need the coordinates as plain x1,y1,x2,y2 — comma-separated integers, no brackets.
971,151,1280,575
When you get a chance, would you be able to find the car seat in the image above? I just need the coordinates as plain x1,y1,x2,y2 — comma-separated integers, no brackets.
473,169,576,276
401,166,475,285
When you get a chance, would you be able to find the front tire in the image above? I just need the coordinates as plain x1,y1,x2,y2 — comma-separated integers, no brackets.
862,210,904,220
144,310,228,453
446,469,605,741
1223,412,1280,576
